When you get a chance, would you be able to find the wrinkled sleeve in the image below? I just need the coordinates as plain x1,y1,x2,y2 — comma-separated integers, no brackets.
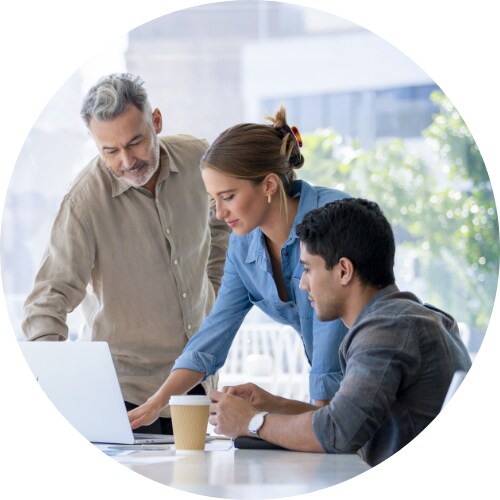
173,239,252,377
312,318,420,453
22,196,94,341
309,316,348,400
206,196,230,290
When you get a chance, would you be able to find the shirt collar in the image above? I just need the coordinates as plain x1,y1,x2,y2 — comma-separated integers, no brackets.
290,180,318,242
102,139,179,197
351,283,400,328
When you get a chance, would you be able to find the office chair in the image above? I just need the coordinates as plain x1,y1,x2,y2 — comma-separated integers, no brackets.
441,369,468,409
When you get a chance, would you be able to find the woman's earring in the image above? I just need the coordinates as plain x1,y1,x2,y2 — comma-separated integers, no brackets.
267,194,271,204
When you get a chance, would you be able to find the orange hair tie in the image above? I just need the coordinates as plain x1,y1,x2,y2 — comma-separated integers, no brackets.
290,125,303,148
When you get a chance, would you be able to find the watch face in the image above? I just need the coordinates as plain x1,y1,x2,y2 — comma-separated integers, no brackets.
249,412,267,434
251,414,263,431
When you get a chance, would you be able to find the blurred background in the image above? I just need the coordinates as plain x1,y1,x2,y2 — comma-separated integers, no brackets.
2,0,497,400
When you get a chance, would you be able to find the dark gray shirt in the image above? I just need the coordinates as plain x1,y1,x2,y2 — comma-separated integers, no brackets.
312,284,472,466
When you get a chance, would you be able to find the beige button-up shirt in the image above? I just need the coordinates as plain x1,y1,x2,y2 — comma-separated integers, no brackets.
23,135,229,416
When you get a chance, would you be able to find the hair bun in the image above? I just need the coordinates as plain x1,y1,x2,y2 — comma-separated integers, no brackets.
289,148,304,170
265,106,305,170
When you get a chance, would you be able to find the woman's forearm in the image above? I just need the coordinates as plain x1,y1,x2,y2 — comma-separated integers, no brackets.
149,368,206,410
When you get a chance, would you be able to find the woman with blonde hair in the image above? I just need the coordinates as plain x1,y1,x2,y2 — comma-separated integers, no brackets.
128,106,350,430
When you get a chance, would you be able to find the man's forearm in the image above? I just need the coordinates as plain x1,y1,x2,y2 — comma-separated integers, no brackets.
271,395,318,414
257,411,324,452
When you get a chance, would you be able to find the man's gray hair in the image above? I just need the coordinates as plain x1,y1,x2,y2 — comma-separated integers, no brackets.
80,73,152,127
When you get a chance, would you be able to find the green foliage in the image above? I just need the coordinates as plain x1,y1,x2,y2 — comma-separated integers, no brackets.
298,91,499,347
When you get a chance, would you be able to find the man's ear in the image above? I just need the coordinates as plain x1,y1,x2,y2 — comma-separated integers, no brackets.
338,257,355,285
152,108,163,134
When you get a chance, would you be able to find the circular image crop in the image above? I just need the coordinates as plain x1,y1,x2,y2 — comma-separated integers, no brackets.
1,1,498,499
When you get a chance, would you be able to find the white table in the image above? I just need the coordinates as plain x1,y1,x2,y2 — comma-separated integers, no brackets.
100,439,371,499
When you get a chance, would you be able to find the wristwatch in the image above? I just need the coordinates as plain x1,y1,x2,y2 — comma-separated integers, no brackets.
248,411,269,437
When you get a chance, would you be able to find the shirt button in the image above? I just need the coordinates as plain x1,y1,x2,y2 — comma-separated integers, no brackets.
166,228,171,234
182,292,187,298
187,324,192,330
286,275,291,280
174,259,178,265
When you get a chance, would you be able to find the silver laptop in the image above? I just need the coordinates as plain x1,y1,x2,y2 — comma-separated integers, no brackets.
19,340,174,445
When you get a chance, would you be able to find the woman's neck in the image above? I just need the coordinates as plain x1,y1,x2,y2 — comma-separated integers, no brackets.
262,195,300,250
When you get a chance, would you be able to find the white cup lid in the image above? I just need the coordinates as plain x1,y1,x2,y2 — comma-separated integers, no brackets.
169,395,211,406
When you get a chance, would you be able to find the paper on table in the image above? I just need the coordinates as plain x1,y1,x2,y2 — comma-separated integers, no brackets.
204,441,234,451
95,439,233,464
114,442,232,464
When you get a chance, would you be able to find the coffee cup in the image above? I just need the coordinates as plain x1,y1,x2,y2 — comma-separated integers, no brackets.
169,395,211,451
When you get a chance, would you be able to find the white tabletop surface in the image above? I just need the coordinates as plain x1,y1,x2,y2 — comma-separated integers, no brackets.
97,439,371,499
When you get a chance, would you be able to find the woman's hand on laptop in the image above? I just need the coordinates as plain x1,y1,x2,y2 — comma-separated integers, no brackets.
127,369,207,429
128,397,162,429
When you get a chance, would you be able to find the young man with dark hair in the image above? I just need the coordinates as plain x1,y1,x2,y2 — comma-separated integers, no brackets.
209,198,471,466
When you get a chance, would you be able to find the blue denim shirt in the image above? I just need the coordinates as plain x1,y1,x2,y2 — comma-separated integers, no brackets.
172,180,349,400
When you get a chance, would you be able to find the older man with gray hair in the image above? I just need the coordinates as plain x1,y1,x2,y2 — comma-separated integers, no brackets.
23,73,229,435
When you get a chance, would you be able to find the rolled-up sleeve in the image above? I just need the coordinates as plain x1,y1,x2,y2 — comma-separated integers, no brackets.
172,244,252,377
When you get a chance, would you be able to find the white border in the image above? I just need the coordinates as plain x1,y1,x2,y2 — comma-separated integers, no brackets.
1,1,498,499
